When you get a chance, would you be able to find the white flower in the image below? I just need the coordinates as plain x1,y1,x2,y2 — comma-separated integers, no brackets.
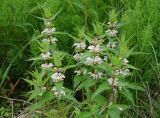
51,72,65,82
98,72,103,78
83,69,87,75
108,78,119,86
114,69,123,75
50,36,58,44
41,28,49,34
113,69,129,76
106,29,118,37
42,87,46,92
74,69,87,75
54,91,59,97
119,70,125,75
41,27,56,35
103,56,108,61
88,71,103,79
74,70,81,75
123,69,130,76
51,87,65,97
42,38,50,43
107,41,117,48
88,45,100,53
94,56,102,64
60,90,65,96
50,27,56,33
86,56,102,65
46,21,51,26
73,53,83,61
41,63,54,69
74,42,86,50
86,57,94,65
118,107,124,111
123,58,129,65
42,37,57,44
108,22,117,28
51,87,57,91
41,51,51,60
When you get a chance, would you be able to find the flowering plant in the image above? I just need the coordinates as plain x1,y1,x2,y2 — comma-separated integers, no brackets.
26,9,144,118
25,8,75,117
72,10,144,117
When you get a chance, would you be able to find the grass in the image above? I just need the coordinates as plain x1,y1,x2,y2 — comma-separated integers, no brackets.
0,0,160,117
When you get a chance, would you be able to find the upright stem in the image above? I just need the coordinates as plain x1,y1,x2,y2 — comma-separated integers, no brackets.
109,77,117,103
57,99,61,110
84,1,88,28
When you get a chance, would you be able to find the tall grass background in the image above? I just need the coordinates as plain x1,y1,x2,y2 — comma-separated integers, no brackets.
0,0,160,117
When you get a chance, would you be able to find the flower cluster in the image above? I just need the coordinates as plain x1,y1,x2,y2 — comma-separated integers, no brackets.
73,37,105,79
40,18,65,97
108,58,130,88
88,71,103,80
73,41,86,76
74,69,87,76
51,86,65,97
41,63,54,68
41,27,56,35
74,42,86,50
73,53,83,61
106,22,118,37
42,36,58,44
51,68,66,97
86,56,102,65
88,45,100,53
51,68,65,83
108,77,119,87
113,68,130,76
41,51,51,60
107,41,117,48
123,58,129,65
73,41,86,62
106,21,118,48
40,20,56,69
85,39,104,79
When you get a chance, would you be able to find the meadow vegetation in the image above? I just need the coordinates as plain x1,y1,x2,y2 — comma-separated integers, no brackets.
0,0,160,117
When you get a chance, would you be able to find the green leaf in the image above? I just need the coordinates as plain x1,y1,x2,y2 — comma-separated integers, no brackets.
28,57,41,61
108,109,121,118
79,112,92,118
126,83,145,91
63,64,77,71
93,95,106,105
53,52,62,67
95,63,112,75
109,9,118,23
78,78,97,90
74,75,84,88
0,63,12,87
109,104,130,111
84,34,94,44
109,55,122,68
126,64,140,70
64,92,79,104
24,79,35,86
91,82,110,100
93,21,103,35
119,35,129,57
44,7,52,18
28,89,41,101
73,0,85,10
30,91,54,110
50,8,63,21
120,88,134,103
